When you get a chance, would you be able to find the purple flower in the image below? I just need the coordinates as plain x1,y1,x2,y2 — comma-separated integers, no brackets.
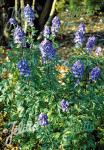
51,26,60,37
90,67,101,81
43,26,51,38
38,113,49,126
86,36,96,52
74,31,85,47
61,99,69,112
24,4,35,26
8,18,17,25
51,16,61,36
52,16,61,26
78,23,86,34
18,59,30,77
14,26,25,44
40,39,56,62
95,47,102,56
71,60,84,78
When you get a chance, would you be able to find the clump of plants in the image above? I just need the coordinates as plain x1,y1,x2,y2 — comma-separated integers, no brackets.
0,3,104,150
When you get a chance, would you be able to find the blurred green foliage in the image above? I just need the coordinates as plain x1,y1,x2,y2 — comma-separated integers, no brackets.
56,0,104,16
0,34,104,149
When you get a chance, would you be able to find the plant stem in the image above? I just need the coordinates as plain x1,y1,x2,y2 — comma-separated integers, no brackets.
46,0,57,26
24,21,28,33
15,0,18,20
32,0,35,11
20,0,24,28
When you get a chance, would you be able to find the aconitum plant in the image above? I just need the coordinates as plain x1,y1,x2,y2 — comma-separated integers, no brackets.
78,23,86,34
74,31,85,47
8,18,17,25
38,113,49,126
51,16,61,36
14,26,25,44
39,39,56,63
61,99,69,112
90,66,101,81
86,36,96,52
43,26,51,39
71,60,84,78
95,47,102,56
24,4,35,26
74,23,85,47
18,59,30,77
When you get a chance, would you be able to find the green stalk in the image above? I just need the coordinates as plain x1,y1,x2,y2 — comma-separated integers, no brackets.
3,8,9,39
15,0,18,20
47,0,57,25
24,21,28,33
32,0,35,11
20,0,24,28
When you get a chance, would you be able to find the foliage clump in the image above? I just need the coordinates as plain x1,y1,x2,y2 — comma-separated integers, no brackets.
0,2,104,150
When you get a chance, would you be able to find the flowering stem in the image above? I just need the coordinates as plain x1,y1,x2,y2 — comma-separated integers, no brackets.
46,0,57,26
20,0,24,28
50,0,57,18
15,0,18,20
24,21,28,33
32,0,35,11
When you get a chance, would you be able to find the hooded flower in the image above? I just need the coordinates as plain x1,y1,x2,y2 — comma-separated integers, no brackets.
43,26,51,39
78,23,86,34
8,18,17,25
90,67,101,81
14,26,25,44
74,31,85,47
71,60,84,78
38,113,49,126
51,16,61,36
40,39,56,62
24,4,35,26
95,47,102,56
86,36,96,52
18,59,30,77
61,99,69,112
